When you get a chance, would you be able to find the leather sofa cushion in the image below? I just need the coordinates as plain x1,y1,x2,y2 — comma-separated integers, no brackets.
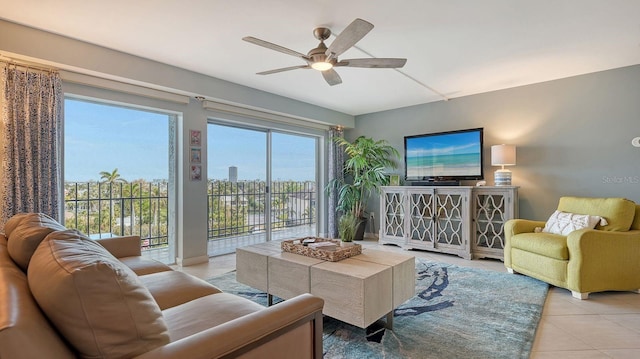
3,212,31,235
557,197,636,231
5,213,66,271
510,232,569,260
139,270,222,310
163,292,264,341
120,255,173,275
28,230,170,359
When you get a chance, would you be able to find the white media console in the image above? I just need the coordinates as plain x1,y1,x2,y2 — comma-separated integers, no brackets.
379,186,519,260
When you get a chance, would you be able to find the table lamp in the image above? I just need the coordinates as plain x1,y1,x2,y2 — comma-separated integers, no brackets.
491,144,516,186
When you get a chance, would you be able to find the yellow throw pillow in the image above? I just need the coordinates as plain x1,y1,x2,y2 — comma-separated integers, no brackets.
28,230,170,359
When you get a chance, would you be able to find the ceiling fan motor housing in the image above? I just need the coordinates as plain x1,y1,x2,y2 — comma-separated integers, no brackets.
307,41,336,65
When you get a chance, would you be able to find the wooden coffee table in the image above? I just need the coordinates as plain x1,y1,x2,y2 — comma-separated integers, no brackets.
236,243,415,329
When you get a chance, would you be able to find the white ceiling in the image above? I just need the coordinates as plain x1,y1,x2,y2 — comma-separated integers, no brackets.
1,0,639,115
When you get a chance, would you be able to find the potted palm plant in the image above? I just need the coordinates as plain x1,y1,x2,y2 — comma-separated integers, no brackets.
328,136,400,240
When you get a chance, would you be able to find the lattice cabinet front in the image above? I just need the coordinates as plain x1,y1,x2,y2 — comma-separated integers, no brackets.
380,188,406,247
408,190,435,245
379,186,518,260
472,187,519,260
380,186,472,259
434,189,470,258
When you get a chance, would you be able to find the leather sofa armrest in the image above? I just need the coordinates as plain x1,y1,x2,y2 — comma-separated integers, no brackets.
134,293,324,359
567,229,640,292
93,235,142,258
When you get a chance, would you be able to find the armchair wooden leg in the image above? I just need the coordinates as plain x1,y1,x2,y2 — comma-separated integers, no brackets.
571,291,589,300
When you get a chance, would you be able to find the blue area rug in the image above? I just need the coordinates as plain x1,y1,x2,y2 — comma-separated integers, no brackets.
207,258,548,359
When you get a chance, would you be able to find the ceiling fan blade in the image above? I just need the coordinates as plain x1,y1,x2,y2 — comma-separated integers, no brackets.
336,58,407,68
326,18,374,58
257,65,310,75
243,36,309,60
322,69,342,86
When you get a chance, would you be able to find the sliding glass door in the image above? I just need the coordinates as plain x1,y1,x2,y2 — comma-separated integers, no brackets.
207,123,317,255
271,132,317,240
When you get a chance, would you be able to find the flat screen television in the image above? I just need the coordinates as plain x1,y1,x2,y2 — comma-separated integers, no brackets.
404,127,484,184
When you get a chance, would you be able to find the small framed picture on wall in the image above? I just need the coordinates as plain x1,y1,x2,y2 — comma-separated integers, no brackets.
190,165,202,181
190,130,201,146
190,147,201,163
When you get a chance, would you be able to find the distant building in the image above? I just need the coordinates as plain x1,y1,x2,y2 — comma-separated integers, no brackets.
229,166,238,183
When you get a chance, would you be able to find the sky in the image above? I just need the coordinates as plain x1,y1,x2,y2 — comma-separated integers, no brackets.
207,124,316,181
64,99,317,182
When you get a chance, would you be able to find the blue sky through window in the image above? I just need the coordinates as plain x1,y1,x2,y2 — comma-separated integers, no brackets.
65,99,317,182
207,124,316,181
64,99,169,182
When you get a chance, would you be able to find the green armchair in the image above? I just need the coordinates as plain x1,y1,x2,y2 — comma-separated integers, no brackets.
504,196,640,299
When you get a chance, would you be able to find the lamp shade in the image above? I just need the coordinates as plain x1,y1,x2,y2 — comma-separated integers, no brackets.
491,144,516,166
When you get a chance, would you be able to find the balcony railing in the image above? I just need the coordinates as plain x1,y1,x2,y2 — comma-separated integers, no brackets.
206,180,316,240
64,180,316,250
64,181,169,249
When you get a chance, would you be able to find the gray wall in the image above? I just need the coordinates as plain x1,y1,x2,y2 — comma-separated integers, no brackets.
349,65,640,228
0,19,354,128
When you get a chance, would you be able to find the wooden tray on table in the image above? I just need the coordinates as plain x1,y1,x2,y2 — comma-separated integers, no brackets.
281,237,362,262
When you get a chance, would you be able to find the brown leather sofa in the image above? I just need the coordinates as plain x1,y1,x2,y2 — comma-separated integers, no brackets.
0,213,324,359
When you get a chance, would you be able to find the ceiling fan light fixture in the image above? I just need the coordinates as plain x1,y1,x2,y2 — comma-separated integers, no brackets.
311,61,333,71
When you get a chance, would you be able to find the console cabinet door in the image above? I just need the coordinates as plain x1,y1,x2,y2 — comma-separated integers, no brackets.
407,188,435,249
433,188,471,259
380,187,407,246
472,187,519,260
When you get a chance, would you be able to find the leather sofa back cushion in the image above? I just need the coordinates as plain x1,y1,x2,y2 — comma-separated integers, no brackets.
0,235,75,358
28,230,170,359
557,197,636,232
5,213,66,271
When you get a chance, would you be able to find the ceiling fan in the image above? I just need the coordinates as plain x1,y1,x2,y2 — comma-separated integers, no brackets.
242,18,407,86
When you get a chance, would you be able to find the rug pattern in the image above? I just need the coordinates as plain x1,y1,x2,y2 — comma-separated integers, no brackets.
207,258,548,359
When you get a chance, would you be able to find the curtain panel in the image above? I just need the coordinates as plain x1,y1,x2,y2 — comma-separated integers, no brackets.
327,126,344,238
0,63,62,228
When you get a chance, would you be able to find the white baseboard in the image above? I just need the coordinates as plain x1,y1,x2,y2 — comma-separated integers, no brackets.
175,255,209,267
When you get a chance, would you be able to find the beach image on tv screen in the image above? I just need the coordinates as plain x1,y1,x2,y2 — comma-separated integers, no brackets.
406,131,481,178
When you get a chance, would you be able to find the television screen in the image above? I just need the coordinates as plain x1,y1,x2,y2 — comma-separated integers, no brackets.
404,128,484,182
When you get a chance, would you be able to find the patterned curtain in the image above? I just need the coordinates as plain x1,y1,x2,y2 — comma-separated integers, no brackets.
327,126,344,238
0,63,62,229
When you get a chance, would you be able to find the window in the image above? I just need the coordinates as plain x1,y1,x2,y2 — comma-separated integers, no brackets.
63,97,176,263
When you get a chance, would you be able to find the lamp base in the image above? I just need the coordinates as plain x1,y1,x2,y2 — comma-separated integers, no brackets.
494,169,512,186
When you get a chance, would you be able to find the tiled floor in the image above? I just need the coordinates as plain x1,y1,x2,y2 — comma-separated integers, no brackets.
176,238,640,359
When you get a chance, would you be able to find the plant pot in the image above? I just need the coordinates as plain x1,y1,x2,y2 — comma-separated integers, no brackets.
340,241,355,247
354,217,367,240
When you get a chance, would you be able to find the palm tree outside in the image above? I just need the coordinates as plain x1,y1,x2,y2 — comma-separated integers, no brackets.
99,168,127,184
